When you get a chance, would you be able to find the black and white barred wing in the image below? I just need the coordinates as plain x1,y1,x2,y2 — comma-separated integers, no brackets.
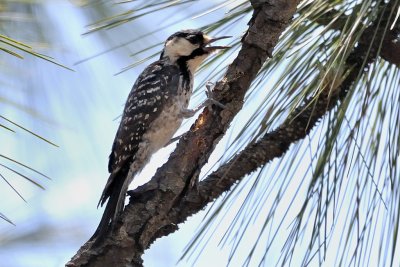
107,60,181,178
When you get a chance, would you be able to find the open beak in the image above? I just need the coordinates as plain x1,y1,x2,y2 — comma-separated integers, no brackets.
203,35,231,52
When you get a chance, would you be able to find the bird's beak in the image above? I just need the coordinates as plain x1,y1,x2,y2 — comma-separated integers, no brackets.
203,35,231,52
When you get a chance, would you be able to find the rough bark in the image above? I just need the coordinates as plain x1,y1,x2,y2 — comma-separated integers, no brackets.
381,28,400,67
67,1,398,266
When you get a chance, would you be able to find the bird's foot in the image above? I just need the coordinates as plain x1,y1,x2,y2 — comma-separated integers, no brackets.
179,81,225,119
205,81,226,109
180,107,198,118
164,135,182,147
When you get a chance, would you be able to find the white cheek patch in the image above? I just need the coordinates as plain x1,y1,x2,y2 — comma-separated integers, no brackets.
164,38,199,59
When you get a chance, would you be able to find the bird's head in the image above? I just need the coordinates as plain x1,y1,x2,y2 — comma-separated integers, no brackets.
161,29,230,72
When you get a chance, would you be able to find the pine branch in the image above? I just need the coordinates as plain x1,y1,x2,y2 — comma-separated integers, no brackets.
176,0,399,247
67,1,398,266
313,6,400,67
66,0,300,266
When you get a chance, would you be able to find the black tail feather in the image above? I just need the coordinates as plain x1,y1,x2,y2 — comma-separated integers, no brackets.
89,171,126,247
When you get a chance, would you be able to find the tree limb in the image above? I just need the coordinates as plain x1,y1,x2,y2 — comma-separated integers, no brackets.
177,0,399,229
381,27,400,67
67,0,300,266
314,5,400,67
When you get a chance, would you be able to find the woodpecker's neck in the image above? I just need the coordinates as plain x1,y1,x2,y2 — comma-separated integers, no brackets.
174,48,209,77
175,57,192,87
185,54,208,74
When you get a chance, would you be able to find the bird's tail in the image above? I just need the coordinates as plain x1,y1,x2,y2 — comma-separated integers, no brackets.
89,171,126,247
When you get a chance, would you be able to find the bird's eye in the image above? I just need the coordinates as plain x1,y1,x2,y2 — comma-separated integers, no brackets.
187,34,203,45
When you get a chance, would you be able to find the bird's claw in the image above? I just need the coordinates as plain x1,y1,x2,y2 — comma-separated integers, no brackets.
205,81,226,109
205,81,214,98
180,108,198,118
179,81,225,119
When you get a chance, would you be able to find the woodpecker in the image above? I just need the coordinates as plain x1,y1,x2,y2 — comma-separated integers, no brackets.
90,29,229,244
